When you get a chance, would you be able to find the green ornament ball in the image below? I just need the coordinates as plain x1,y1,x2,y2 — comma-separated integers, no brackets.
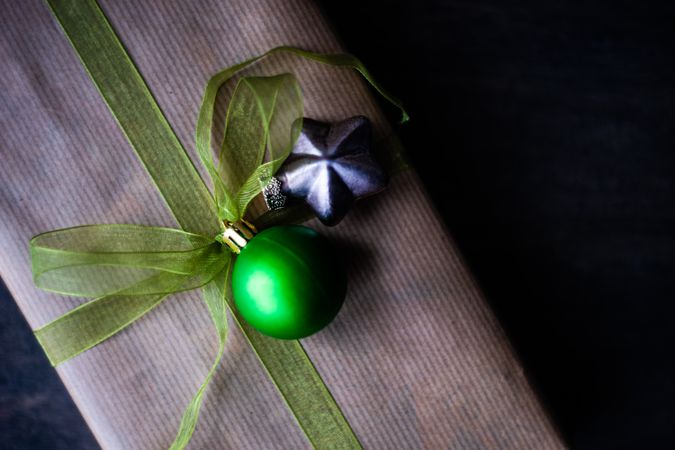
232,225,347,339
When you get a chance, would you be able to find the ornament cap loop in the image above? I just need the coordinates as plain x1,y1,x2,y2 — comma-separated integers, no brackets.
218,219,257,254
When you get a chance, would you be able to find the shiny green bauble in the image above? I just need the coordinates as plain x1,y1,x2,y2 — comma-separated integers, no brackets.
231,225,347,339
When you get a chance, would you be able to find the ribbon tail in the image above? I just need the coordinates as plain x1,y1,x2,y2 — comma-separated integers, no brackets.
35,292,169,366
169,264,231,450
269,46,409,123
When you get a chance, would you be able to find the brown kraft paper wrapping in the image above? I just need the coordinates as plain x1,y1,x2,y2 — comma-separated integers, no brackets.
0,0,565,448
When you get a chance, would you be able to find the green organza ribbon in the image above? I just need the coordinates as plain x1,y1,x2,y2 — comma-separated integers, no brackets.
36,1,408,447
31,67,309,366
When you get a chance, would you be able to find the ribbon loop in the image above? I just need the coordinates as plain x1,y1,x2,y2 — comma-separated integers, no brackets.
213,74,304,220
31,225,226,297
31,225,230,366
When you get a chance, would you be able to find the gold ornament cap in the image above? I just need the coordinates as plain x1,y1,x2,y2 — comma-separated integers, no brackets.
218,219,257,254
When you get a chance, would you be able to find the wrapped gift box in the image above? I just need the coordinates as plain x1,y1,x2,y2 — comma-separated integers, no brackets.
0,0,564,448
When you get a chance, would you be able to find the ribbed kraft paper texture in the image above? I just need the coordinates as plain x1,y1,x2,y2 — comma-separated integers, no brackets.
0,0,565,448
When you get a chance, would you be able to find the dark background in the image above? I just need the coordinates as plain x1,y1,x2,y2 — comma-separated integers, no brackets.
2,0,675,448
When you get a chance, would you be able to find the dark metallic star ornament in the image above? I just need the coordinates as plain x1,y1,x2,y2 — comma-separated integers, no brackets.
275,116,387,226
